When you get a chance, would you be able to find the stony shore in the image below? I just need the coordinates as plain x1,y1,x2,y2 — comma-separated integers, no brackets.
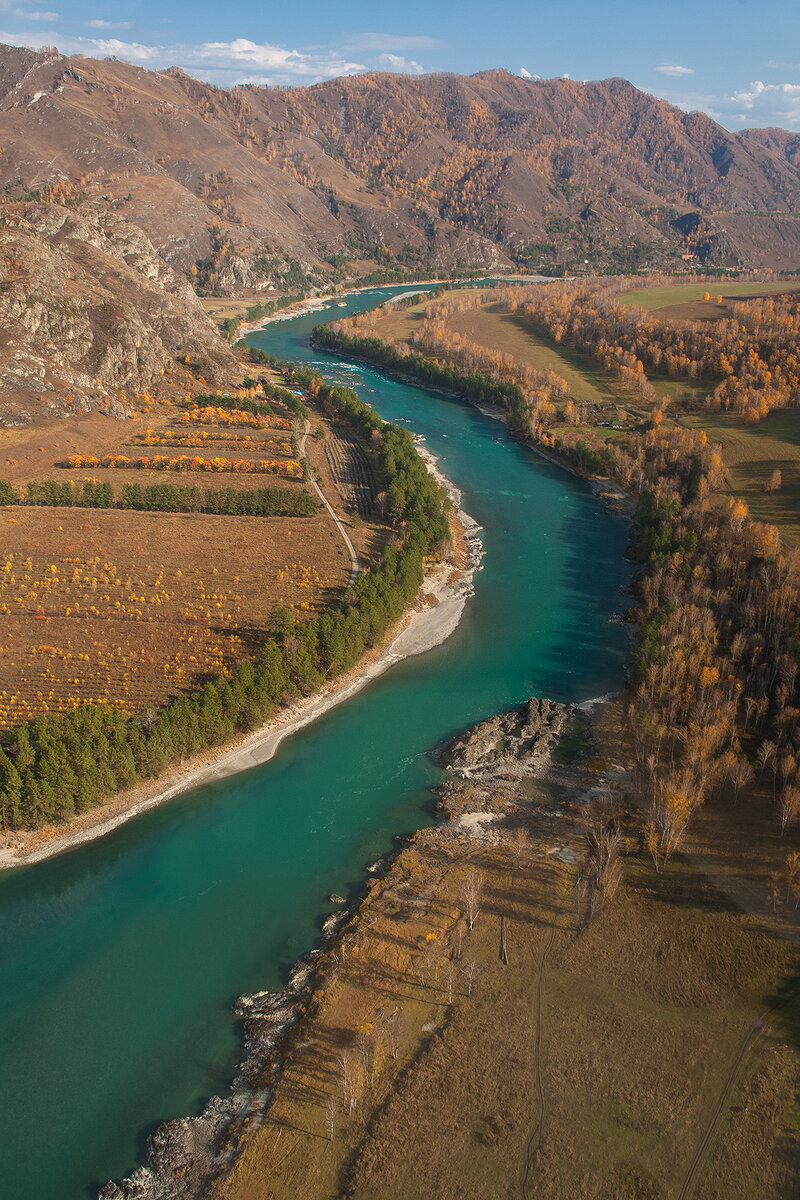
97,687,618,1200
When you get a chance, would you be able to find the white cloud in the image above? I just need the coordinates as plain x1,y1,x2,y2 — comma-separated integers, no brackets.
645,77,800,132
6,6,59,18
376,52,424,74
732,79,800,107
727,79,800,127
187,38,365,82
655,64,696,77
0,31,367,83
86,19,132,30
84,36,164,61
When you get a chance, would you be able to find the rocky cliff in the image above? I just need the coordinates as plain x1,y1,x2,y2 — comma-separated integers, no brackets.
0,199,237,424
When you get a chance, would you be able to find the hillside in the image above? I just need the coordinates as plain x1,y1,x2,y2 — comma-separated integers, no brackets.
2,47,800,416
0,198,237,424
1,47,800,292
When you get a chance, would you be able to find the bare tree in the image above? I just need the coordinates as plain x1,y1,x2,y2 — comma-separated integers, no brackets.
577,800,625,922
461,958,482,998
779,786,800,837
420,940,440,989
325,1093,338,1142
729,756,754,806
765,468,783,494
338,1050,358,1114
385,1008,402,1059
513,826,527,868
461,869,485,931
771,850,800,908
644,819,660,873
756,739,777,779
445,956,457,1004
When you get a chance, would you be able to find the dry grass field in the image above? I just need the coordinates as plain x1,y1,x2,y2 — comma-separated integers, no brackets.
0,384,386,727
0,504,349,727
374,287,487,345
681,409,800,545
446,304,629,409
375,296,707,415
213,789,800,1200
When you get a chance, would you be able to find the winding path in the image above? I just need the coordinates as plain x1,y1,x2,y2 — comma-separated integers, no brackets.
300,418,359,586
521,923,556,1199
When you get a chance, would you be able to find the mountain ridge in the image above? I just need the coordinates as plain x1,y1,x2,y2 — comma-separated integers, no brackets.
2,44,800,415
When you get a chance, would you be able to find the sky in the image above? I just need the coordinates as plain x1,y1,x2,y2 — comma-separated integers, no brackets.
1,0,799,132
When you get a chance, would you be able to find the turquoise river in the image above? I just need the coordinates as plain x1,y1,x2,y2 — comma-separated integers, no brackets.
0,286,633,1198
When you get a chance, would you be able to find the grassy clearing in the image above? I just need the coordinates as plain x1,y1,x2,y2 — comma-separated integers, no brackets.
681,409,800,545
374,288,487,345
444,304,631,410
213,777,800,1200
374,293,713,417
619,280,794,313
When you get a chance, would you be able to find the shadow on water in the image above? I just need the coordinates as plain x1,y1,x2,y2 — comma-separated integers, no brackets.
535,497,633,699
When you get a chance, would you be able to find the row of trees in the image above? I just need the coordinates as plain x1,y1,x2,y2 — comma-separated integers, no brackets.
0,380,450,829
59,454,303,477
175,406,291,430
4,479,318,517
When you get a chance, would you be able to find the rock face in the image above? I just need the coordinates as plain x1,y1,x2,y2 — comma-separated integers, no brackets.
0,200,237,424
438,696,575,778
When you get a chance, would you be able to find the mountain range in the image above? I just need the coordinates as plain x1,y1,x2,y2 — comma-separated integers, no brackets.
1,42,800,419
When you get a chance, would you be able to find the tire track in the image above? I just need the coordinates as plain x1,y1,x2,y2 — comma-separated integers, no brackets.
676,1009,770,1200
521,922,556,1200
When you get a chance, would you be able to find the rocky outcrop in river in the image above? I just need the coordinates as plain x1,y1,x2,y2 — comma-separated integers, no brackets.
438,696,576,779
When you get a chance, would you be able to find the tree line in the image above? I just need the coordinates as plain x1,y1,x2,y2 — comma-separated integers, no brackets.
6,479,317,517
313,324,531,435
499,280,800,423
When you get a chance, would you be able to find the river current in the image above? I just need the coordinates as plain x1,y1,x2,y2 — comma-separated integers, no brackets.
0,286,632,1198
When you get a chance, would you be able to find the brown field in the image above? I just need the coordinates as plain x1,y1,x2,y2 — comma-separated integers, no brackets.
0,383,389,727
681,409,800,545
374,287,488,345
374,293,716,413
0,504,350,727
445,304,634,409
373,293,713,420
213,783,800,1200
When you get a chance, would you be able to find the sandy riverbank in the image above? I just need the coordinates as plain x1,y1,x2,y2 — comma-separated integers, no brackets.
233,272,557,342
0,453,482,872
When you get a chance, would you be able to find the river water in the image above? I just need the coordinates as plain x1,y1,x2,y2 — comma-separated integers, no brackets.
0,286,632,1199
